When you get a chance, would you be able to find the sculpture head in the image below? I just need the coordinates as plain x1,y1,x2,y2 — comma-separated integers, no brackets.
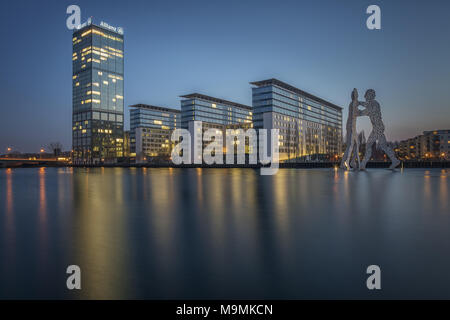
351,88,358,101
364,89,376,101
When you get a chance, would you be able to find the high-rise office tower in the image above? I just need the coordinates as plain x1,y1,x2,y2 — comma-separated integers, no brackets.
72,20,124,164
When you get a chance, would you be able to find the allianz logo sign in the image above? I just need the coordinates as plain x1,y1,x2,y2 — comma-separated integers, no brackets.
100,21,124,35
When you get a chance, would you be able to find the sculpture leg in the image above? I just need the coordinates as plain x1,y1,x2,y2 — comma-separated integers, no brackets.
350,147,356,168
350,138,360,169
340,135,354,169
343,139,355,170
356,139,361,168
378,134,400,169
361,131,376,170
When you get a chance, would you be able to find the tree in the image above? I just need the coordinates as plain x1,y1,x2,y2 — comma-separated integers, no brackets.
48,142,63,157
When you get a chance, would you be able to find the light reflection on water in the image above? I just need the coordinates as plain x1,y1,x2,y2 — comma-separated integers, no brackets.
0,167,449,299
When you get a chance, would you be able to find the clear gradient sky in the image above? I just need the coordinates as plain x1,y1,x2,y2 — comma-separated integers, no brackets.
0,0,449,152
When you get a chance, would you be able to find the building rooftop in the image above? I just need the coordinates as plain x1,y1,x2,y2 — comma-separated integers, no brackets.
180,93,252,111
73,19,124,36
423,130,450,135
250,78,342,111
129,104,180,113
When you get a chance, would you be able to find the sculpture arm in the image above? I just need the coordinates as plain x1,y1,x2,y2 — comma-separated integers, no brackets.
357,106,369,117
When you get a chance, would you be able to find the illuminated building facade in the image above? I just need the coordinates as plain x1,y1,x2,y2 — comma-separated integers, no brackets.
180,93,253,129
180,93,253,162
72,20,124,164
251,79,342,161
123,130,131,158
397,130,450,160
130,104,180,160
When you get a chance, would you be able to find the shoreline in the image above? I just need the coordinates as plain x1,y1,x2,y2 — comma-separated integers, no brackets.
1,161,449,169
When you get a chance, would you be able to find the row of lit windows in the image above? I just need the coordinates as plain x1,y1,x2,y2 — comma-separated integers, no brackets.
78,28,124,42
182,99,252,117
253,98,341,124
272,85,341,116
253,87,342,118
76,45,124,58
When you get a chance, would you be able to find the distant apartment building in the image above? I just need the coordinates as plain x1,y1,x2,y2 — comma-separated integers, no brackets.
129,104,180,160
180,93,253,162
251,79,342,161
72,19,124,164
398,130,450,160
397,137,422,160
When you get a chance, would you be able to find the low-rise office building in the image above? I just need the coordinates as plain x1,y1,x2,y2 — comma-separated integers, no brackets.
180,93,253,162
129,104,180,161
131,81,345,164
180,93,252,128
250,78,342,161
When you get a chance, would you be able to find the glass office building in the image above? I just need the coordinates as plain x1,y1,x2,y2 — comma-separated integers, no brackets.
130,104,180,159
180,93,253,129
251,79,342,161
72,20,124,164
180,93,253,161
180,92,253,143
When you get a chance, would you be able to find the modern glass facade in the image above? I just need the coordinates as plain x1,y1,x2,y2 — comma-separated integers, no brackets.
251,79,342,161
72,21,124,164
129,104,180,158
180,93,252,129
180,94,253,161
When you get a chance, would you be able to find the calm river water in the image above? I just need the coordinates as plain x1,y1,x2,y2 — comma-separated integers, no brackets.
0,167,449,299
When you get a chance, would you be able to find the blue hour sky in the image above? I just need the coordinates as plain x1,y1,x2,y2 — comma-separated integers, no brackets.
0,0,449,152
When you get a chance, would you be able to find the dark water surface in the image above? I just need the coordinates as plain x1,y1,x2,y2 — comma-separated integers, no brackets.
0,167,449,299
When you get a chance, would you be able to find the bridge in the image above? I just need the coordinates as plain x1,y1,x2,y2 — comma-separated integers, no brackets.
0,157,70,167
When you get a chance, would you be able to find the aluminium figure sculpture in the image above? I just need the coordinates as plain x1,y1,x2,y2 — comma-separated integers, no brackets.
340,88,361,170
357,89,400,170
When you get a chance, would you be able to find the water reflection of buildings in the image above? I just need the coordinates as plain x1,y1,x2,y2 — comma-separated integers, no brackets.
39,167,47,222
5,169,15,256
6,168,13,224
3,167,450,298
440,170,448,211
72,169,131,298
